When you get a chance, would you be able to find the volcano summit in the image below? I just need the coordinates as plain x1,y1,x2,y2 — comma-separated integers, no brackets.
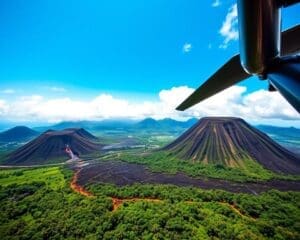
6,128,102,165
164,117,300,175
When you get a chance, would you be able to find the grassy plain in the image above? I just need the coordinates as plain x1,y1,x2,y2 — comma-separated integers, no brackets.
0,167,65,190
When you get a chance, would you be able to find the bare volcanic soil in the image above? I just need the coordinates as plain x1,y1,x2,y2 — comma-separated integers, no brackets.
6,128,102,165
164,117,300,175
76,161,300,194
63,128,99,141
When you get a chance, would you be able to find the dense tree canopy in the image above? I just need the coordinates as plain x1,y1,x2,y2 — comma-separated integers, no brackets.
0,167,299,239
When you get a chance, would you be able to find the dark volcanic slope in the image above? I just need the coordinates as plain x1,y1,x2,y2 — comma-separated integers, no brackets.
64,128,98,141
0,126,38,142
76,161,300,194
7,128,102,165
164,117,300,174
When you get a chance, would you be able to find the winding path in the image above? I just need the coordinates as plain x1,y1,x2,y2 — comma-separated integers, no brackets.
71,170,256,220
70,169,93,197
69,160,300,215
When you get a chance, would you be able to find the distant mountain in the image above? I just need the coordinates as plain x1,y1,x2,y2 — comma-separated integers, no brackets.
134,118,198,130
159,118,198,128
42,119,137,131
164,117,300,175
93,119,137,130
32,118,300,137
135,118,162,129
257,125,300,138
0,123,15,132
0,126,39,142
35,118,198,133
50,121,100,130
6,128,102,165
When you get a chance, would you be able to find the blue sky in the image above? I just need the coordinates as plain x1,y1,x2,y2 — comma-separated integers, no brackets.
0,0,299,125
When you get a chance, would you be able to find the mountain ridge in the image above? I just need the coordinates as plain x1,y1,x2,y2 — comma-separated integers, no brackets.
164,117,300,174
0,126,39,142
6,128,102,165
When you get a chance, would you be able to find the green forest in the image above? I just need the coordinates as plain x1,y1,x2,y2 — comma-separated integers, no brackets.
0,166,299,240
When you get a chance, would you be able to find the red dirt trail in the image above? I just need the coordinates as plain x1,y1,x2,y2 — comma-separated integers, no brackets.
70,170,162,211
111,197,162,211
70,170,252,220
70,170,94,197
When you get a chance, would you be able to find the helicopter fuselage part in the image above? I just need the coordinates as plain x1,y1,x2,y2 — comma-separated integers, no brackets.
176,0,300,114
237,0,281,76
268,56,300,112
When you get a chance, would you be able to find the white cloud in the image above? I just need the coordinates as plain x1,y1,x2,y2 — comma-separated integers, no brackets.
212,0,221,7
49,86,66,92
1,89,15,94
0,86,298,124
0,99,8,115
183,43,192,53
242,90,299,120
0,99,9,116
219,4,238,49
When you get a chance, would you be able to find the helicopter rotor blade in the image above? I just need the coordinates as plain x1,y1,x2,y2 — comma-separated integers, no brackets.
176,55,250,111
176,25,300,111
